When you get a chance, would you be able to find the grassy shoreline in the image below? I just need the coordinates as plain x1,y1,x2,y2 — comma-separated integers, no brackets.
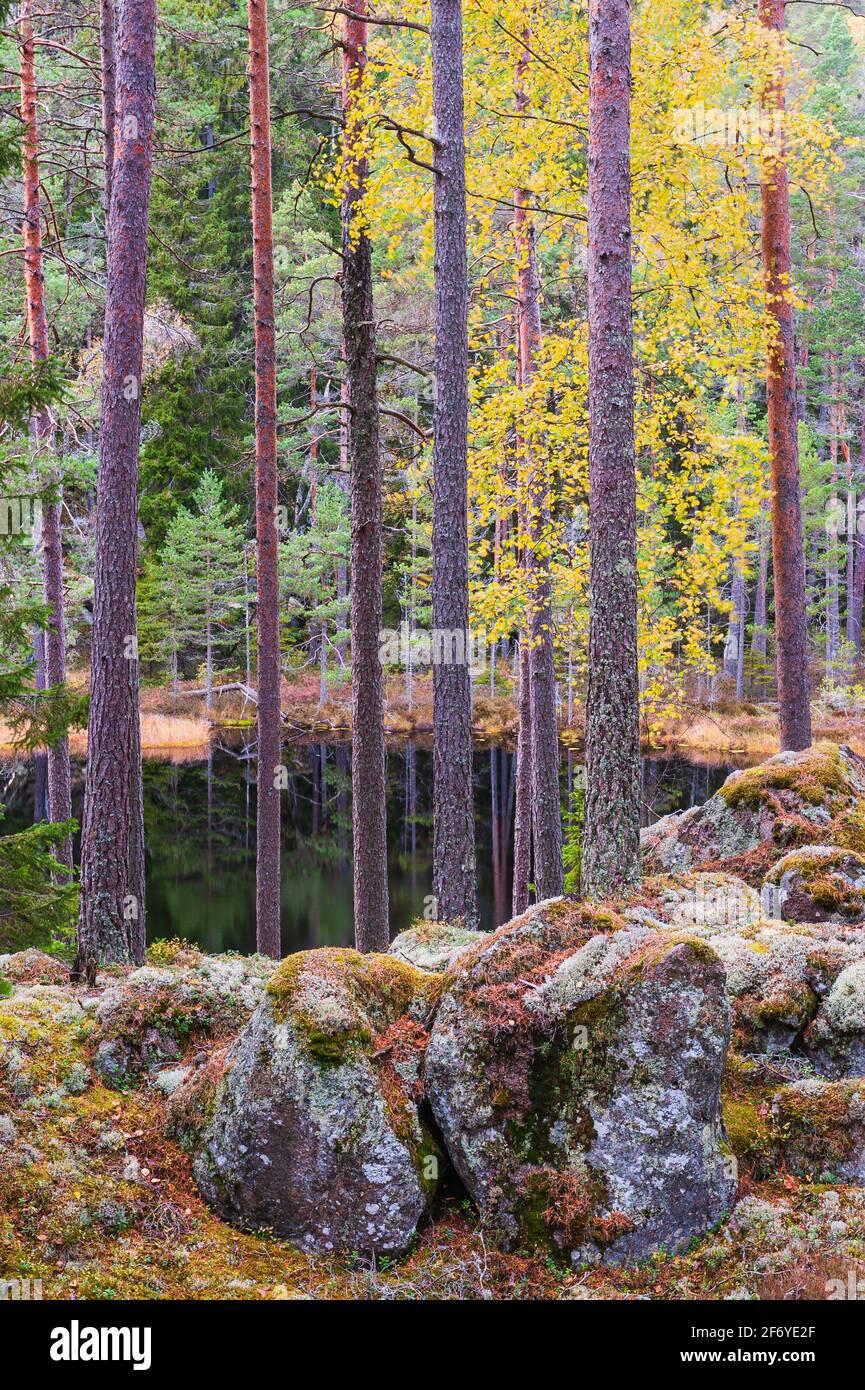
4,671,865,763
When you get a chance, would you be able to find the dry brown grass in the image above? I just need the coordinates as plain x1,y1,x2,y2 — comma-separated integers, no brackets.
0,712,210,759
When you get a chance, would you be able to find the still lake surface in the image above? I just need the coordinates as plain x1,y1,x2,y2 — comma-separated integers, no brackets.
1,742,738,955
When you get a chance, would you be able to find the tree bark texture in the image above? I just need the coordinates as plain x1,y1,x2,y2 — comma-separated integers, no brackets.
77,0,155,980
582,0,642,900
759,0,812,750
19,0,73,873
430,0,477,926
342,0,389,952
100,0,117,223
248,0,282,957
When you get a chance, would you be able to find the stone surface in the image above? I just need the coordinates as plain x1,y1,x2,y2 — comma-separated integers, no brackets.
772,1079,865,1182
806,959,865,1077
699,920,865,1060
641,744,865,880
424,900,736,1264
93,954,276,1087
763,844,865,925
174,948,443,1255
648,872,764,930
389,920,485,973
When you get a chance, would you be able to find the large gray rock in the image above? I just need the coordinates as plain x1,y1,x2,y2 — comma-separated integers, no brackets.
641,744,865,879
174,948,442,1255
763,845,865,925
424,900,736,1265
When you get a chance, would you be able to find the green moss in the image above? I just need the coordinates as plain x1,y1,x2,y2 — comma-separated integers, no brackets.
720,745,848,814
267,948,439,1065
721,1054,781,1180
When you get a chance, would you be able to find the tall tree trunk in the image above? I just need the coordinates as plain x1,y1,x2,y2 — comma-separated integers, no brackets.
759,0,812,749
19,0,73,873
77,0,155,981
512,633,532,916
100,0,116,224
751,503,769,662
581,0,641,900
430,0,477,925
515,33,562,902
341,0,389,952
248,0,281,957
826,360,841,684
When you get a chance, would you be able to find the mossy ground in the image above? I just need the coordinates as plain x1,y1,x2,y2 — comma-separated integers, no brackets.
3,970,865,1299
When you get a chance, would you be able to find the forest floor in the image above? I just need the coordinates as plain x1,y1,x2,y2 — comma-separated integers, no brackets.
1,949,863,1301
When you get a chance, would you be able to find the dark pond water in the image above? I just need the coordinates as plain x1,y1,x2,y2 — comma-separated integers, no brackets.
0,743,737,955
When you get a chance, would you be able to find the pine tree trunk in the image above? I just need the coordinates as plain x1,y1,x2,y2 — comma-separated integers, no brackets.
430,0,477,925
19,0,73,874
341,0,389,951
100,0,116,223
515,34,562,902
77,0,155,981
512,633,532,916
759,0,812,749
826,375,841,684
751,506,769,662
248,0,281,957
581,0,642,900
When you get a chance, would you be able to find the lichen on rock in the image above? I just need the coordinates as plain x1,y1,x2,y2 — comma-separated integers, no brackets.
641,744,865,884
173,947,443,1255
772,1078,865,1182
764,844,865,925
806,959,865,1077
646,872,764,931
92,954,277,1087
389,920,484,973
424,901,736,1264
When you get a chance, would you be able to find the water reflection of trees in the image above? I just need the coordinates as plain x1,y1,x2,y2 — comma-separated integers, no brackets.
2,744,736,955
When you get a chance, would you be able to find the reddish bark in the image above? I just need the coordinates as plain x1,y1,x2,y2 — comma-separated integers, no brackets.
77,0,156,980
19,0,73,873
248,0,282,957
430,0,478,926
581,0,642,900
515,34,562,902
759,0,812,750
100,0,117,223
342,0,389,952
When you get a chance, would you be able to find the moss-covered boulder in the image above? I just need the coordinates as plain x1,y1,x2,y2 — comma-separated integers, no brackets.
176,948,443,1255
647,872,764,930
772,1078,865,1182
389,920,484,972
93,954,276,1087
763,845,865,925
641,744,865,882
805,960,865,1077
704,921,865,1059
0,949,68,987
424,901,736,1264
